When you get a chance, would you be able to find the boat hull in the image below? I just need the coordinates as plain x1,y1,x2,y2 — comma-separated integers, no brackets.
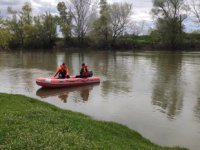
36,76,100,88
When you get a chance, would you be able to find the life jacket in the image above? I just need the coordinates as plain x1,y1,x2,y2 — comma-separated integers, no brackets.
54,65,68,77
81,65,89,77
60,68,66,76
60,66,67,74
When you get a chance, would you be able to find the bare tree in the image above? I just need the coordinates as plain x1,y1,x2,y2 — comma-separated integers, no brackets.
109,2,132,43
67,0,97,44
190,0,200,25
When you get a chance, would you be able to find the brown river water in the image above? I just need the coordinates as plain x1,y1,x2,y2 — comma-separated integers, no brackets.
0,50,200,150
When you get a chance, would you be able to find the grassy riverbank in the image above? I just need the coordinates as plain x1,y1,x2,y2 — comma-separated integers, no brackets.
0,93,187,150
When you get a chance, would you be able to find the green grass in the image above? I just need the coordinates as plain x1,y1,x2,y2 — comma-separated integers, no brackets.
0,93,187,150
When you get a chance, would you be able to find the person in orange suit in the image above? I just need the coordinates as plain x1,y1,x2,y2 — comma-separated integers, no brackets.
54,63,69,79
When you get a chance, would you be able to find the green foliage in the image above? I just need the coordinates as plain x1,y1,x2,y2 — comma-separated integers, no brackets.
6,3,57,49
89,1,132,48
183,32,200,48
6,20,23,48
98,0,111,42
135,35,156,44
20,2,32,25
112,36,136,49
40,12,57,48
0,17,11,49
89,0,114,48
0,93,187,150
0,28,12,49
110,35,159,50
157,17,184,48
149,29,161,43
89,19,112,48
152,0,187,49
57,2,72,39
1,1,200,50
23,24,42,48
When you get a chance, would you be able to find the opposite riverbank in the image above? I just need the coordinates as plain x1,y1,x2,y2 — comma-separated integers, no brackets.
0,93,187,149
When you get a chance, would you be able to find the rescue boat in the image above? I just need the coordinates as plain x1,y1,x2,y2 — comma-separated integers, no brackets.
36,76,100,88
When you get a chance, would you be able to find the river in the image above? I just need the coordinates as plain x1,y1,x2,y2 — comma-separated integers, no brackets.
0,50,200,150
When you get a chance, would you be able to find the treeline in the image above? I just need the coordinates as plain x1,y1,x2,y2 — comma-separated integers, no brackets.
0,0,200,50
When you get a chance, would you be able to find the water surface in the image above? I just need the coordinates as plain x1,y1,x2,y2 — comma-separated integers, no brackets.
0,50,200,150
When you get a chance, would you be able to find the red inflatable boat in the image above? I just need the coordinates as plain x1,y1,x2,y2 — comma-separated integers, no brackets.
36,76,100,88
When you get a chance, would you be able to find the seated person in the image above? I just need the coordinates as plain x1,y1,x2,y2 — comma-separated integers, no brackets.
54,63,70,79
76,63,93,78
80,63,89,77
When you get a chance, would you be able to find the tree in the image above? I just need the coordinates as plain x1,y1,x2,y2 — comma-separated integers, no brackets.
41,12,57,48
109,2,132,44
7,3,33,48
7,6,23,47
19,2,33,47
0,29,11,49
0,16,11,49
152,0,188,49
20,2,32,25
57,2,72,40
67,0,96,45
89,0,111,47
23,12,57,49
98,0,111,42
7,2,57,49
190,0,200,25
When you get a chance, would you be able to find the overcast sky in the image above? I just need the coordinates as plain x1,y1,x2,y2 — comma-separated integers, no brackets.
0,0,152,20
0,0,199,32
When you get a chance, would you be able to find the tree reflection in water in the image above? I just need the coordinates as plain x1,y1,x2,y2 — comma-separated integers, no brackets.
151,53,184,119
194,98,200,123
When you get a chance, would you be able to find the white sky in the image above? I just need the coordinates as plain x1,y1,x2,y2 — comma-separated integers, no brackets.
0,0,153,21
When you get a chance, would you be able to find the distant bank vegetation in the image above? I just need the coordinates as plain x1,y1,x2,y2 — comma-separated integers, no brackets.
1,0,200,50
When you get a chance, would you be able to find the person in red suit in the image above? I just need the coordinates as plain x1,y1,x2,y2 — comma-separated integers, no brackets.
76,63,93,78
54,63,69,79
80,63,89,77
